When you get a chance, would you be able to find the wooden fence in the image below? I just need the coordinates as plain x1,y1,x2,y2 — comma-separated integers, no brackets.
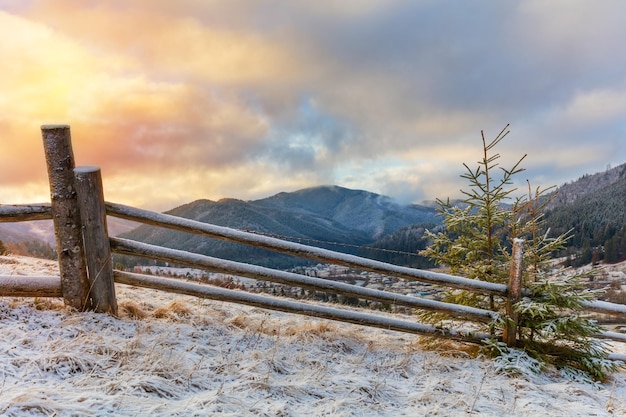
1,125,625,360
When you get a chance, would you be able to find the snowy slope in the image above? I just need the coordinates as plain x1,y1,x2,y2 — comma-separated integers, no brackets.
1,255,625,417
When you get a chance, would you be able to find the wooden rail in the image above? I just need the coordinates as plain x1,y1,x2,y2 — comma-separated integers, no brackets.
0,204,52,222
109,237,499,323
0,275,62,297
581,300,626,316
105,202,510,297
113,270,491,344
4,270,624,349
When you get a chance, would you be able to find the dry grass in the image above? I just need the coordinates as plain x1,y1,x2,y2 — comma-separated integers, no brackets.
419,335,482,358
118,300,149,319
282,320,337,338
0,257,18,265
118,298,195,320
31,297,65,311
153,299,192,319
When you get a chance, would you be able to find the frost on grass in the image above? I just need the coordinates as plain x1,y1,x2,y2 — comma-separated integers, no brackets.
0,255,625,416
0,291,624,417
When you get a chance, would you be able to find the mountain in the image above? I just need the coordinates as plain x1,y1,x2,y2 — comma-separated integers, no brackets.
546,163,626,209
253,185,437,240
544,163,626,265
0,221,56,259
118,186,439,268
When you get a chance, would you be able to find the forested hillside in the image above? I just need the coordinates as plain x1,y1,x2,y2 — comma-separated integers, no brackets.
545,163,626,266
357,223,437,268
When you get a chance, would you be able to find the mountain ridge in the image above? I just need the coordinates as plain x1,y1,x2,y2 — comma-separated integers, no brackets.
3,164,626,266
546,162,626,210
117,185,439,268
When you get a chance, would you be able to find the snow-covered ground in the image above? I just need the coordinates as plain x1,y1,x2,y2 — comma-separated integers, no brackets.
1,255,625,416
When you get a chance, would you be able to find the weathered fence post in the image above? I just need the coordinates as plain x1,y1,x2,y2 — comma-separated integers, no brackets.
504,238,524,347
41,125,91,310
74,166,118,315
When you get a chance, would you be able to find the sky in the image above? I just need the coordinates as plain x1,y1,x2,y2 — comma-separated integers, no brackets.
1,0,625,211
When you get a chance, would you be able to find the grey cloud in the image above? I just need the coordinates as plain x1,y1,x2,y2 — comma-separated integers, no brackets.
14,1,626,205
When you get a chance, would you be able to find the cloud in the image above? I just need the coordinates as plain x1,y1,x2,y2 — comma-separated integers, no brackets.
21,0,302,85
1,1,626,210
557,88,626,128
0,7,279,207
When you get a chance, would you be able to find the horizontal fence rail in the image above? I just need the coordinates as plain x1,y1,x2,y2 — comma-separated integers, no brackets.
596,331,626,343
0,204,53,222
106,202,510,297
581,300,626,317
3,269,625,352
110,237,500,323
114,270,491,344
109,237,626,348
0,275,62,297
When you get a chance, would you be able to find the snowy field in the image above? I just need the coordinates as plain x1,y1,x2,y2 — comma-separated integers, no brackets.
1,255,625,416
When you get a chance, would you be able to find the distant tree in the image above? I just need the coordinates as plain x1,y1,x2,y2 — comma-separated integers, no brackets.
25,239,56,260
0,239,7,256
420,125,617,381
616,233,624,262
3,239,56,260
576,242,593,267
604,236,618,263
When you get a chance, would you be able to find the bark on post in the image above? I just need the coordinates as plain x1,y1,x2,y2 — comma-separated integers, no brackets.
41,125,90,310
504,238,524,347
74,166,118,315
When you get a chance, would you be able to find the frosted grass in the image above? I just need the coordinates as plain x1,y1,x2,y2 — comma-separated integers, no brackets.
1,255,624,416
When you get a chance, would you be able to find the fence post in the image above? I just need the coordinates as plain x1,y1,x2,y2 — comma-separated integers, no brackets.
74,166,118,315
504,238,524,347
41,125,90,310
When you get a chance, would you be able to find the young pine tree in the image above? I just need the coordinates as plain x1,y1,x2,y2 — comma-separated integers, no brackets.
420,125,618,381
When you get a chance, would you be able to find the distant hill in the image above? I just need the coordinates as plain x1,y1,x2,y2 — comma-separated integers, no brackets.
357,223,438,269
0,221,55,244
544,162,626,265
0,217,139,259
0,221,57,258
253,186,438,240
118,185,439,268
